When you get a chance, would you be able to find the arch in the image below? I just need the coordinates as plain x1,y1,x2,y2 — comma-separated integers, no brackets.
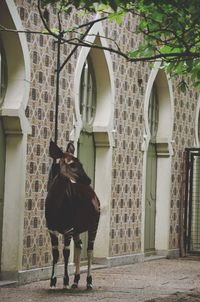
142,61,174,256
1,1,30,131
143,62,174,150
72,18,115,260
0,0,30,280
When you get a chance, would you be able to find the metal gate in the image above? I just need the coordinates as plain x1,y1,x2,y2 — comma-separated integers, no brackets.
184,148,200,255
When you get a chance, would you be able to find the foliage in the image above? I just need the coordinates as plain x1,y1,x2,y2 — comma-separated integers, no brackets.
40,0,200,88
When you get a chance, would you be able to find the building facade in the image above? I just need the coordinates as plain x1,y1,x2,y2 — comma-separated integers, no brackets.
0,0,199,282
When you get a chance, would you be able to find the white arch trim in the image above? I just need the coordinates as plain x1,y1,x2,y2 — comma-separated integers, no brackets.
0,0,30,280
72,16,115,147
72,17,114,259
142,61,174,154
1,0,31,134
141,61,174,255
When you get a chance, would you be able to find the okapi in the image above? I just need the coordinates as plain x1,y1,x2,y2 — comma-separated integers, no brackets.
45,141,100,289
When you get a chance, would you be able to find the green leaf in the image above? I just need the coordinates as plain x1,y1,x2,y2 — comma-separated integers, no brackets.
128,49,141,59
193,81,200,89
108,11,124,25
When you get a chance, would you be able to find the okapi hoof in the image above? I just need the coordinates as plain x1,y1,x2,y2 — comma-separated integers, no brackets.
71,283,78,289
87,283,93,290
71,274,80,289
50,276,57,288
86,276,93,290
63,276,70,290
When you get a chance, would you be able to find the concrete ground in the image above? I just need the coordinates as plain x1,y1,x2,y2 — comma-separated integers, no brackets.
1,258,200,302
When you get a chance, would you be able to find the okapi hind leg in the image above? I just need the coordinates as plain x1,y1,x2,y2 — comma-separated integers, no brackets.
86,231,96,289
86,250,93,290
49,231,59,288
63,228,73,289
71,235,82,289
86,219,99,290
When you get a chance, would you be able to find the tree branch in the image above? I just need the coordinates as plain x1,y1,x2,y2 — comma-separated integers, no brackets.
0,24,52,35
37,0,59,39
1,22,199,65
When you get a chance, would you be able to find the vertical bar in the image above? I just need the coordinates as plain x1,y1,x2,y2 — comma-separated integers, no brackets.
192,152,200,252
54,36,61,144
196,153,200,250
188,153,194,253
179,150,186,256
184,149,190,253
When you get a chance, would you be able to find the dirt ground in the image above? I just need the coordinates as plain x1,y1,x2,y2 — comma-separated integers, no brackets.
146,291,200,302
1,258,200,302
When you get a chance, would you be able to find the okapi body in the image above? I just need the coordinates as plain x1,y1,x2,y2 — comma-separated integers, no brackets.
45,141,100,289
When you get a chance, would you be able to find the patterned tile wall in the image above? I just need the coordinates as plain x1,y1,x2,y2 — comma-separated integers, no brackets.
13,0,199,270
169,81,198,249
15,0,78,269
103,15,150,256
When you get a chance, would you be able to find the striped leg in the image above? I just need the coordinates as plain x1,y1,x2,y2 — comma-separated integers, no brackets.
71,235,82,289
49,231,59,288
63,228,73,289
86,249,93,290
86,216,99,290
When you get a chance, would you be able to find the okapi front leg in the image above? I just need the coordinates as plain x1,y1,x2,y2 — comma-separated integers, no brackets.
63,229,73,289
71,235,82,289
63,247,70,289
86,217,99,290
49,231,59,288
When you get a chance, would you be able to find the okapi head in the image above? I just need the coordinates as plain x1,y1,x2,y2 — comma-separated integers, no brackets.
49,140,74,159
49,141,91,185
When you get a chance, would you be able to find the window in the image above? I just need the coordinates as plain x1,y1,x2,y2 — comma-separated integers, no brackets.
148,83,159,141
79,57,96,128
0,38,7,106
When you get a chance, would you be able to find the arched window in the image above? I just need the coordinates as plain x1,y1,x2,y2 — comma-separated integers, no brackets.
148,83,159,142
0,38,7,106
145,82,159,254
79,57,96,129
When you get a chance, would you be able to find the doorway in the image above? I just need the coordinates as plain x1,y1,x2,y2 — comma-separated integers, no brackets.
143,67,173,256
73,22,115,260
0,118,5,271
78,132,95,260
144,84,158,255
184,149,200,254
0,38,6,272
77,56,96,261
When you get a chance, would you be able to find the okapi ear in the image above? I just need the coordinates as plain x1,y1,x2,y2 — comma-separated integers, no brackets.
66,141,75,154
49,140,64,159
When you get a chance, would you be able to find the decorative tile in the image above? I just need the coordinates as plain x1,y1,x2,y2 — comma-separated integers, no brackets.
12,0,199,269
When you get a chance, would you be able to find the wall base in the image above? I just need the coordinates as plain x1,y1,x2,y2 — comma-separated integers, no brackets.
0,249,180,285
94,249,179,267
94,253,145,267
166,249,180,259
18,263,75,284
1,263,74,284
